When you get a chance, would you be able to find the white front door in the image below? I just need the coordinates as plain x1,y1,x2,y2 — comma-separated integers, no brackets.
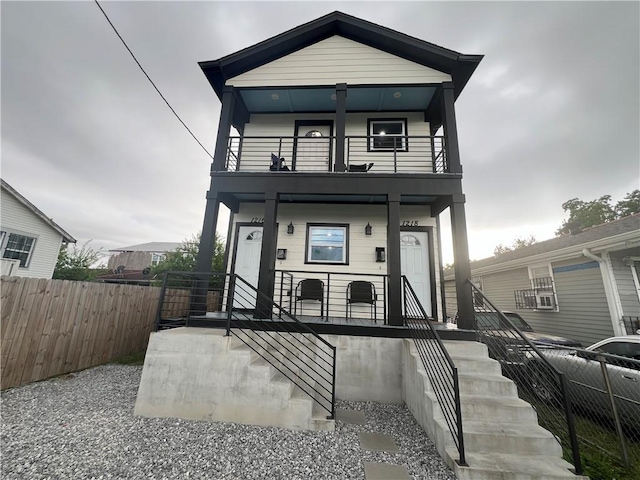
233,226,263,309
294,125,331,171
400,232,432,317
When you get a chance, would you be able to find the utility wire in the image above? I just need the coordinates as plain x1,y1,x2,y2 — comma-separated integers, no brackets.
94,0,214,160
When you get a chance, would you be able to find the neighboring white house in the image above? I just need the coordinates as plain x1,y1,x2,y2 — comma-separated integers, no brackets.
0,179,76,279
444,214,640,346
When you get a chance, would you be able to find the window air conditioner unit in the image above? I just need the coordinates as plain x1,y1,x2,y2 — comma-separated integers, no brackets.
536,294,555,310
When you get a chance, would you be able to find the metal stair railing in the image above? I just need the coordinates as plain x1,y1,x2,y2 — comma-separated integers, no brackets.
402,276,467,467
467,279,583,475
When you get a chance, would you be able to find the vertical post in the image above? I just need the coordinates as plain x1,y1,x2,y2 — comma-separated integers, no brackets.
192,191,220,316
441,82,461,174
256,192,279,318
598,356,629,468
212,86,237,172
559,373,583,474
450,196,474,329
334,83,347,172
387,193,403,326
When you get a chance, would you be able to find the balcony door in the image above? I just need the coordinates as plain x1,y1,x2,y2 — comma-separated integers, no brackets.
400,232,432,317
293,120,333,171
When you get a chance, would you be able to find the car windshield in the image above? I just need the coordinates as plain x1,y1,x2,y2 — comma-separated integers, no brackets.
475,312,534,331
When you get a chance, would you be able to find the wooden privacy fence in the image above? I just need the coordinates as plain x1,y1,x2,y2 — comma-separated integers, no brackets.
1,276,161,390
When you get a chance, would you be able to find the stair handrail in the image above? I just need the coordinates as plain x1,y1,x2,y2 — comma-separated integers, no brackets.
228,274,336,418
466,279,582,475
402,276,467,467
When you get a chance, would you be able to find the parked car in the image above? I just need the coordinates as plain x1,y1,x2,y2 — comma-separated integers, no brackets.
473,310,582,347
538,336,640,427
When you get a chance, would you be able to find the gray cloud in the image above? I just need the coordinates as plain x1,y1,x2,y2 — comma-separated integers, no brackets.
2,1,638,262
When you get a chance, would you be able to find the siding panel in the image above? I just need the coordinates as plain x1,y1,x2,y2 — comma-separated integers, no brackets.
610,249,640,316
227,36,451,87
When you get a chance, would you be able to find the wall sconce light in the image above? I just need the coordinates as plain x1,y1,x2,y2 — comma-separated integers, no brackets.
287,222,295,235
376,247,386,262
277,248,287,260
365,222,372,236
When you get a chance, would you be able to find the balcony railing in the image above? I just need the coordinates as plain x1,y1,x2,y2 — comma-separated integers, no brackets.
225,135,449,174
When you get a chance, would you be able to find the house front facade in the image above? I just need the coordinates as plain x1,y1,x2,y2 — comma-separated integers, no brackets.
194,12,482,329
444,214,640,346
0,179,76,279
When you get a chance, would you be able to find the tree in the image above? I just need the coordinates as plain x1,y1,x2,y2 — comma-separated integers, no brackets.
556,190,640,235
53,241,106,281
615,189,640,218
152,232,225,277
493,235,537,256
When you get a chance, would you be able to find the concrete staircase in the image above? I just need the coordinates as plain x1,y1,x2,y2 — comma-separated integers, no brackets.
229,332,334,431
402,339,588,480
134,328,334,432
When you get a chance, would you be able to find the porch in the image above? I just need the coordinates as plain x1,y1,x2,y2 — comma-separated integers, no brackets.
225,134,449,174
154,271,473,340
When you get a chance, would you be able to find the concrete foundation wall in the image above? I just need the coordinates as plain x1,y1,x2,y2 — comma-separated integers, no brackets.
324,334,404,404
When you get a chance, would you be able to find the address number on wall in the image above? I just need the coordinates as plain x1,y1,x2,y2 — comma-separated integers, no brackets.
250,217,264,223
401,220,419,226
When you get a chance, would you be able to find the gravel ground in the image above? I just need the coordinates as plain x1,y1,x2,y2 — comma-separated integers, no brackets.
1,364,455,480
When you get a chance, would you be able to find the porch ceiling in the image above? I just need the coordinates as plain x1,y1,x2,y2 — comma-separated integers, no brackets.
239,85,437,113
233,193,438,204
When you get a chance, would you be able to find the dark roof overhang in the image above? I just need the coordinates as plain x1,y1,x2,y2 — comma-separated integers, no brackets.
199,11,483,101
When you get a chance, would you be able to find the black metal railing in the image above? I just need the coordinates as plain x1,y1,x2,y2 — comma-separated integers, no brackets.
468,280,583,475
274,270,388,324
539,344,640,474
224,135,449,173
402,276,466,466
155,271,337,418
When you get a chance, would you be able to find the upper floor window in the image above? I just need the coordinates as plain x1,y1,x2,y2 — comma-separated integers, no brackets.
151,253,166,266
1,231,36,267
368,118,408,152
514,264,558,311
306,224,349,264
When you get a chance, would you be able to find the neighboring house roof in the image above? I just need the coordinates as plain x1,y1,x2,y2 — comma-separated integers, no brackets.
109,242,182,253
1,179,76,243
445,214,640,278
199,10,483,101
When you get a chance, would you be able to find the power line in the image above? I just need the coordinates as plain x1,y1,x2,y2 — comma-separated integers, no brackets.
94,0,214,160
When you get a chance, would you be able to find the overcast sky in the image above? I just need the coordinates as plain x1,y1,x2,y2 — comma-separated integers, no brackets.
2,1,638,264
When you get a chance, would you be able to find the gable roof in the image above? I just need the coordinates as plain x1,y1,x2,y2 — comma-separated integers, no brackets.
1,179,76,243
109,242,182,253
448,214,640,277
200,11,483,100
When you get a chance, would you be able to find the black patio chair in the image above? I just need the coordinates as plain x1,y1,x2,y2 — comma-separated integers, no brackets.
347,162,373,172
346,281,377,322
269,153,290,171
293,279,324,320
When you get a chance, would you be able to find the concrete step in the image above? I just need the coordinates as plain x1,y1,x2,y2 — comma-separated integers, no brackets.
461,420,562,456
448,449,588,480
460,395,538,423
457,373,518,397
442,340,488,357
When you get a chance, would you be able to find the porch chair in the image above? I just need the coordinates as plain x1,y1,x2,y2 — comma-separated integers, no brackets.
346,281,377,322
347,162,374,172
293,278,324,320
270,153,290,171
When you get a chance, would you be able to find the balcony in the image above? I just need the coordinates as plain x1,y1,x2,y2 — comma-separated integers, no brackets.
224,135,450,174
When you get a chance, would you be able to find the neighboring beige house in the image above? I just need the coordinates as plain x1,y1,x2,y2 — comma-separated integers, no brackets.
107,242,181,271
444,214,640,346
0,179,76,279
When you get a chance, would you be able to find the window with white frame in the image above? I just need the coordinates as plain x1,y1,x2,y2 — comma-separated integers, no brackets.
471,276,484,308
151,253,166,266
514,264,558,311
305,224,348,264
1,231,37,267
368,119,408,151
